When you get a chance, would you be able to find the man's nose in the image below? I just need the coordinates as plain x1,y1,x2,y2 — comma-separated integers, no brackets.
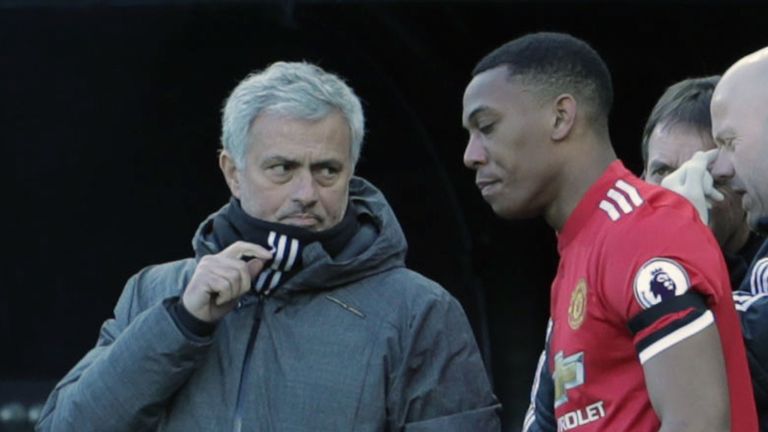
710,149,735,185
292,170,319,207
463,135,487,170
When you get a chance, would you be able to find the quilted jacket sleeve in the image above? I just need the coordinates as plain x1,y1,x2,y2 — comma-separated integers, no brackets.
36,265,212,432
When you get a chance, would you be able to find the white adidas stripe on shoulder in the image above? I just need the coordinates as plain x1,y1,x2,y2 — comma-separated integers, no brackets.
750,257,768,295
615,179,644,206
598,179,644,222
733,291,768,312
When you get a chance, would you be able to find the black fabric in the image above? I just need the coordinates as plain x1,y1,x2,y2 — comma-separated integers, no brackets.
725,232,765,290
739,237,768,293
634,307,707,354
627,291,707,335
166,297,217,339
210,197,360,293
736,289,768,430
756,216,768,237
212,197,359,259
527,322,556,432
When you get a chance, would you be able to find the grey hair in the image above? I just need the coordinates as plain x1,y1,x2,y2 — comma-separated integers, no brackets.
221,61,365,168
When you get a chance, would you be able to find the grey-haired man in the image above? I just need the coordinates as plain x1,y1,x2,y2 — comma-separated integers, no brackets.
37,62,500,432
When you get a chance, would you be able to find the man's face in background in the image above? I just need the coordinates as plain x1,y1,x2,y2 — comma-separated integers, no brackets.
645,122,749,251
711,68,768,233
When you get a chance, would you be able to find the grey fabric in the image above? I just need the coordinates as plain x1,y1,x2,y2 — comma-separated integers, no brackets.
37,177,501,432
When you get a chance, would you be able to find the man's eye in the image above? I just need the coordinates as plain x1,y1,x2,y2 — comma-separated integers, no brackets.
479,123,495,135
653,166,673,177
318,166,339,178
717,137,735,151
268,164,291,175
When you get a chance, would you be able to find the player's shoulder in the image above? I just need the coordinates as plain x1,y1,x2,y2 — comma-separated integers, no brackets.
732,290,768,314
596,174,702,234
592,174,719,269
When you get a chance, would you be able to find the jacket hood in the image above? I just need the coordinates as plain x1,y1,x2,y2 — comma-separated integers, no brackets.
192,176,407,293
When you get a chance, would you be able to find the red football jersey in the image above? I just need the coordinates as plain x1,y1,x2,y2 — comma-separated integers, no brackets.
550,161,757,431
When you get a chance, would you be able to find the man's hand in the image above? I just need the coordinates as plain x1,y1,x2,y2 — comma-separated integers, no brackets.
182,241,273,323
660,149,725,225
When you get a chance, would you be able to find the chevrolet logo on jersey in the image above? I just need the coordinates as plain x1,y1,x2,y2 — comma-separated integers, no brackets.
558,401,606,431
553,350,585,408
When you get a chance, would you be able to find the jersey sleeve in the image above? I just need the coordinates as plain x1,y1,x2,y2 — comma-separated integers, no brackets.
599,204,729,364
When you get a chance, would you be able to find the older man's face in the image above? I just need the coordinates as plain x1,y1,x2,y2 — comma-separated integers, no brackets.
221,110,353,231
711,71,768,231
645,123,748,249
645,123,716,185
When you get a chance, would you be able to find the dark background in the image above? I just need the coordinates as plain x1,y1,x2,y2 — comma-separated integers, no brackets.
2,1,767,430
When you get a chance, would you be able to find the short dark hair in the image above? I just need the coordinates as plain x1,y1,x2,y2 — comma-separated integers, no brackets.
473,32,613,121
640,75,720,165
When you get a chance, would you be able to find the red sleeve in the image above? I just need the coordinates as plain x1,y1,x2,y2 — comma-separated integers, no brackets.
599,202,730,362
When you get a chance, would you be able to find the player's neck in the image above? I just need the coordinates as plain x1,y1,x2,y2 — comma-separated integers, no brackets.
545,137,616,231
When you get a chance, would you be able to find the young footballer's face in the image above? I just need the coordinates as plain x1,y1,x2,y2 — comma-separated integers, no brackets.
462,66,560,219
220,110,353,231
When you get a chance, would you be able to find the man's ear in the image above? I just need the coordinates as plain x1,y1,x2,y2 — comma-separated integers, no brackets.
219,150,241,198
551,94,577,141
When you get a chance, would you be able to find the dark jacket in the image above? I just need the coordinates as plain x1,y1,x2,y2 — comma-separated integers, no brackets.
37,177,501,432
735,237,768,431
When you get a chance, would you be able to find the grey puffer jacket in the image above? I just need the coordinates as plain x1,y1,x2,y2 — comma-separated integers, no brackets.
37,177,501,432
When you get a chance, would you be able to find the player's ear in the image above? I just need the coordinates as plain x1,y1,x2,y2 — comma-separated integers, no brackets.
551,93,577,141
219,150,242,198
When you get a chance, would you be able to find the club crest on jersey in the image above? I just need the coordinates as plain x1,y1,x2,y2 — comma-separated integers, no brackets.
568,279,587,330
633,258,690,309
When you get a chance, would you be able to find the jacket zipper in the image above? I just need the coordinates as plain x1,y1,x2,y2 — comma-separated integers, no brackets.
233,294,266,432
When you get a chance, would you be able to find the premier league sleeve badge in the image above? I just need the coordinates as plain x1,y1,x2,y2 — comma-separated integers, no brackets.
633,258,691,309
